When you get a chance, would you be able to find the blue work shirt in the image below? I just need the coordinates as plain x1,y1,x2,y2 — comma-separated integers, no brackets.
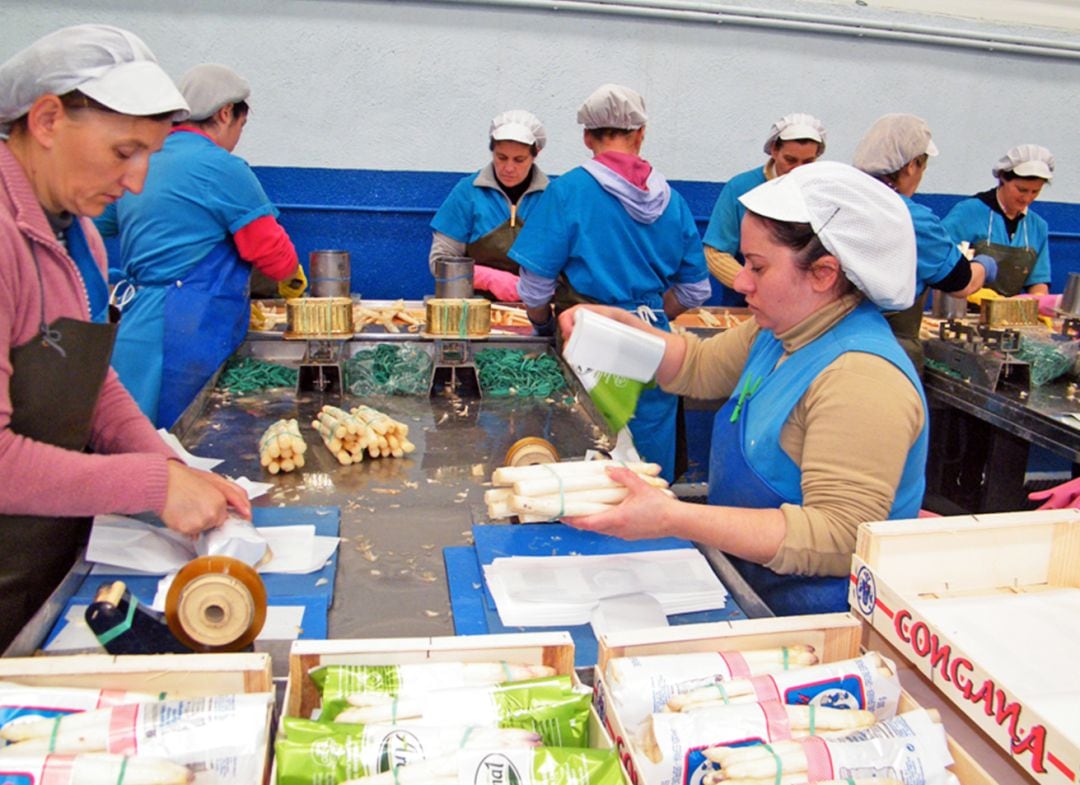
430,164,547,244
941,196,1051,288
902,194,966,295
701,165,768,254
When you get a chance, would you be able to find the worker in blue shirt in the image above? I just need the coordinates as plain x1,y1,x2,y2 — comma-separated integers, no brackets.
852,113,997,371
702,113,826,304
942,144,1055,297
510,84,711,482
429,110,549,301
97,64,305,428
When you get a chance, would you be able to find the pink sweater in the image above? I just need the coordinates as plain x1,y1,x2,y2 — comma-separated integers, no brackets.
0,143,176,518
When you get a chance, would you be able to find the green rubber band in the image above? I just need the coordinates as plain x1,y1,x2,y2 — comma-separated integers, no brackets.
809,703,816,736
713,682,729,703
392,765,401,785
847,778,857,785
459,725,474,749
48,716,61,753
95,595,138,646
391,696,398,724
117,755,128,784
782,646,790,670
500,661,512,681
760,742,783,785
542,464,565,519
459,300,469,338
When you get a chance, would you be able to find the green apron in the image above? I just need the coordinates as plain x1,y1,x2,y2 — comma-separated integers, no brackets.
465,216,525,274
977,209,1037,297
885,288,931,376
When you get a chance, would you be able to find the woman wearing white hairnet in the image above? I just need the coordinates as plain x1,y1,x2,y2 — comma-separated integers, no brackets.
558,162,927,615
852,114,997,371
429,110,549,301
942,144,1055,297
0,25,250,649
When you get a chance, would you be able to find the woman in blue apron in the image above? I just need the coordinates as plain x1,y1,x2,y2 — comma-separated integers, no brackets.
429,110,549,302
511,85,711,482
96,64,305,428
556,162,928,616
0,25,249,650
942,144,1055,297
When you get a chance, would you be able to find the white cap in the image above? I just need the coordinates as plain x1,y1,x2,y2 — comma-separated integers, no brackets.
0,24,189,134
179,63,250,122
852,113,939,176
763,112,826,155
489,109,546,151
993,144,1054,181
577,83,648,130
738,161,917,311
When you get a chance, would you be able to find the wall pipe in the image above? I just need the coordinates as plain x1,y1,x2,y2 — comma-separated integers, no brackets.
423,0,1080,60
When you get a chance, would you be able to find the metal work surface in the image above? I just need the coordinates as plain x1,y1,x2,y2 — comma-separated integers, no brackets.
179,337,612,641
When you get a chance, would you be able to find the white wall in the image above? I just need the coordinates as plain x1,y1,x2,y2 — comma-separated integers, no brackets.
4,0,1079,200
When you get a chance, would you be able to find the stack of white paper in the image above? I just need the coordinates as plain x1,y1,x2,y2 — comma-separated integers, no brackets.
483,548,728,627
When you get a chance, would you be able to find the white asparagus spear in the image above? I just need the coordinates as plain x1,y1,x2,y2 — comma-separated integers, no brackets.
336,696,424,724
513,471,668,498
492,460,661,485
510,495,610,517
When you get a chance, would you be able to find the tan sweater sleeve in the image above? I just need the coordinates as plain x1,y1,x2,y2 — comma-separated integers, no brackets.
704,245,743,289
663,318,760,400
765,351,925,578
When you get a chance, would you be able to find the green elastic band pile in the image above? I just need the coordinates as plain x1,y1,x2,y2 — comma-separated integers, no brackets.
217,356,298,394
344,343,432,396
1015,335,1074,386
475,348,568,398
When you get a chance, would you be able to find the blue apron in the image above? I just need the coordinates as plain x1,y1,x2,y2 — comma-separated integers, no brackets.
708,301,927,615
67,220,110,324
113,241,249,428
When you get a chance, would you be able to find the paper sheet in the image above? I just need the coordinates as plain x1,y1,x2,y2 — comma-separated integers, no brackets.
157,429,224,471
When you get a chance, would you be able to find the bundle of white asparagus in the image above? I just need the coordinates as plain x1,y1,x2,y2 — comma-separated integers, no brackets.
639,701,877,785
700,709,955,785
486,459,672,521
666,653,900,722
258,417,306,474
0,752,192,785
604,645,820,732
0,681,171,735
311,404,416,464
353,299,424,333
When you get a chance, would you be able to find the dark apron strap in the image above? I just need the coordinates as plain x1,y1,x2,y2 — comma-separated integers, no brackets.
0,317,117,650
975,240,1037,297
884,288,930,376
465,218,524,274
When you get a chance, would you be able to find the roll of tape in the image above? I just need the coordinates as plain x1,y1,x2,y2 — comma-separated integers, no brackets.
504,437,559,467
164,555,267,653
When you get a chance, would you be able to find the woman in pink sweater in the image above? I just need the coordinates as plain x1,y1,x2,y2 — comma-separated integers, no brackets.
0,25,250,649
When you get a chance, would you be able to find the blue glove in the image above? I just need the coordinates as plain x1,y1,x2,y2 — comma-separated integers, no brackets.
530,314,556,337
973,254,998,285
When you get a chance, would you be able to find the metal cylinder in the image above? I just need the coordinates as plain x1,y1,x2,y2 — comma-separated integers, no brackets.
309,250,351,298
433,257,475,298
1061,272,1080,316
930,289,967,320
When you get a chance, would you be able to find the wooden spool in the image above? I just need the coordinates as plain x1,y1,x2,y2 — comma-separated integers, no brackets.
423,297,491,338
284,296,354,339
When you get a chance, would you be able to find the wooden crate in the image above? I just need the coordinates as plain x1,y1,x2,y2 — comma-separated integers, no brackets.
851,509,1080,785
0,652,273,783
594,613,994,785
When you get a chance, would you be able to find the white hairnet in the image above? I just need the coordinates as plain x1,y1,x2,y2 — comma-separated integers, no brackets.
576,84,648,130
852,113,938,176
489,109,546,151
993,144,1055,181
763,112,826,155
0,24,188,135
179,64,250,122
738,161,917,311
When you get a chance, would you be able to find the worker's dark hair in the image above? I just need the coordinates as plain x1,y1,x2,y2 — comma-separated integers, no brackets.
878,153,929,187
999,169,1049,184
771,137,825,156
489,137,540,157
186,99,250,128
8,89,175,133
749,213,855,297
584,127,639,142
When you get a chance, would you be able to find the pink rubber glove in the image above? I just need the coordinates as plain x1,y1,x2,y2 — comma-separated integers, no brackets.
1028,476,1080,510
473,265,521,302
1016,293,1061,317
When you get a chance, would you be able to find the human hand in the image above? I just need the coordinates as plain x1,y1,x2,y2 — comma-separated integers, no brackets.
278,264,308,299
1016,293,1061,317
473,265,521,302
557,304,643,343
1028,476,1080,510
563,466,676,540
161,462,252,536
972,254,998,285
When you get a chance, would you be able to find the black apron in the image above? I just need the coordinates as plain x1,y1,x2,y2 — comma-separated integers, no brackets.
0,315,117,650
465,217,524,275
885,288,931,376
975,239,1037,298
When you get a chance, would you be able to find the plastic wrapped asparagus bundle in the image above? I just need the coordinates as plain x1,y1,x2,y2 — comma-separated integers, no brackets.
339,746,624,785
0,681,171,737
324,676,592,748
486,459,671,519
699,709,955,785
275,717,541,785
0,692,273,785
0,752,192,784
603,645,819,731
309,661,557,719
638,701,876,785
667,653,900,721
259,417,306,474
